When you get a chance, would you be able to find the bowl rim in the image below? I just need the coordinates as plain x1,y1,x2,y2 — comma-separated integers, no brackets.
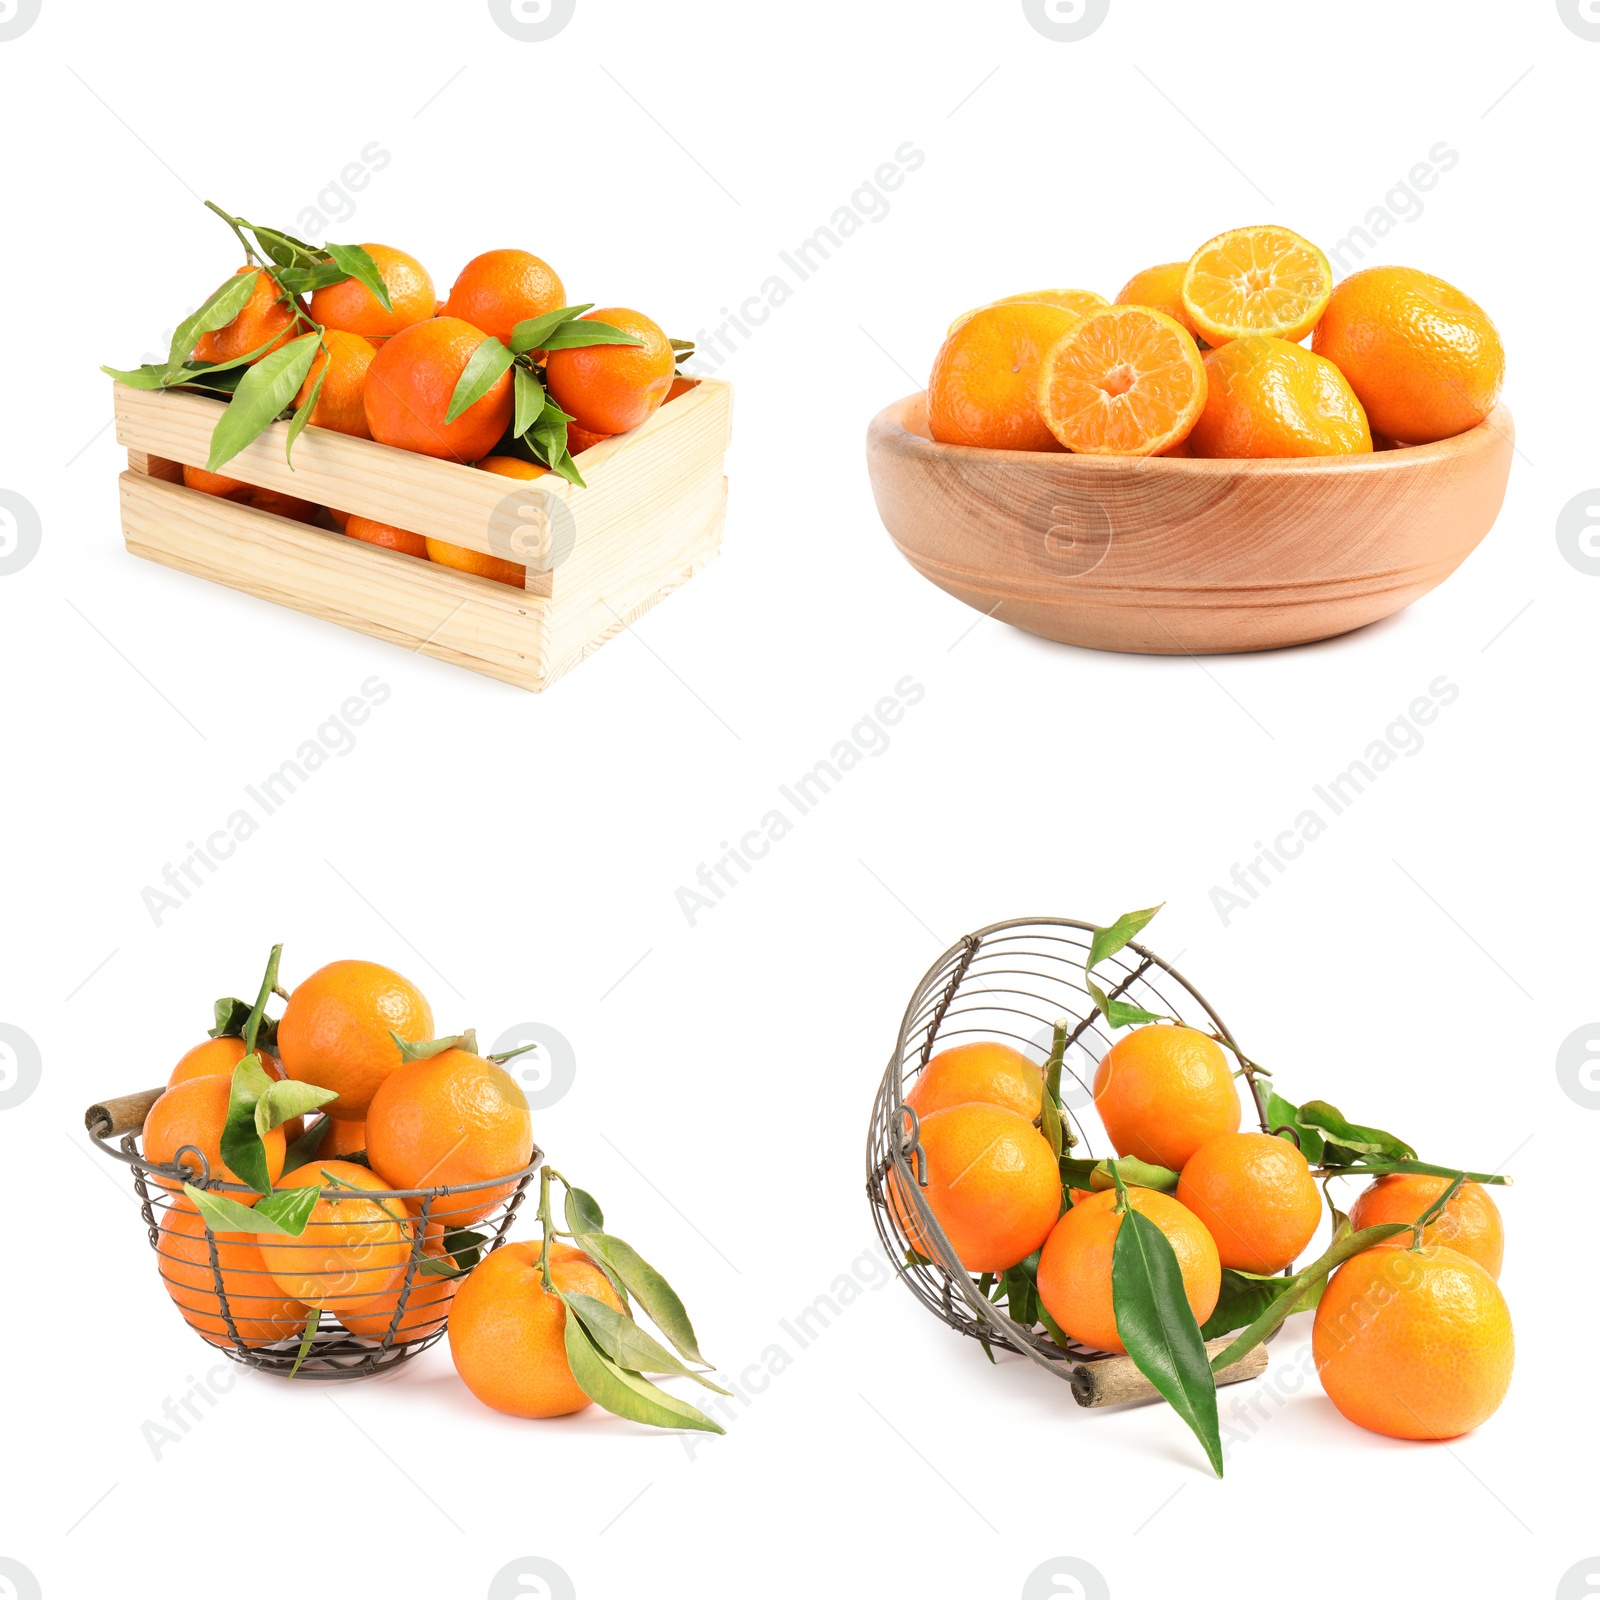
870,392,1514,475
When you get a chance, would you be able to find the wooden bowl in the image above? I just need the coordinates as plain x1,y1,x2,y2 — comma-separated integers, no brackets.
866,394,1514,654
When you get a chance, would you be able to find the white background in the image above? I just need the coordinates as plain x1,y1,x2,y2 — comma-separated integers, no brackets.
1,1,1596,1596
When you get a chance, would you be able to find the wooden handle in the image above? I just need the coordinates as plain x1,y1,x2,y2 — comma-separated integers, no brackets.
1070,1337,1268,1408
85,1088,165,1138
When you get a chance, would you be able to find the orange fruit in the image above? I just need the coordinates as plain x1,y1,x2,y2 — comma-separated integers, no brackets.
182,464,318,523
442,248,566,345
1093,1025,1241,1171
1312,265,1504,444
335,1224,458,1340
1037,306,1207,456
345,515,429,559
448,1239,625,1418
1036,1187,1221,1355
544,307,675,436
904,1040,1043,1122
1313,1244,1513,1439
256,1159,412,1308
328,506,351,530
566,422,611,454
950,288,1111,333
156,1205,309,1348
364,316,515,463
365,1046,534,1227
276,959,433,1121
887,1102,1061,1273
422,453,543,585
1182,226,1333,347
320,1117,368,1157
1347,1173,1504,1279
193,267,301,365
1115,262,1200,341
310,244,435,340
1186,336,1372,459
293,329,376,438
168,1035,303,1144
1176,1131,1322,1273
927,301,1082,451
142,1074,285,1202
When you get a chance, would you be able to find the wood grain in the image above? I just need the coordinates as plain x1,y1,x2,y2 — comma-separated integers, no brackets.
85,1087,166,1138
867,393,1514,654
113,378,733,691
1071,1337,1268,1407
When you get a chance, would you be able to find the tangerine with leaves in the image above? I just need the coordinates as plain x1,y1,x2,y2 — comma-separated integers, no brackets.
277,959,433,1121
448,1239,626,1418
364,316,515,463
169,1034,283,1086
544,307,674,436
443,248,566,345
1036,1187,1220,1355
889,1101,1060,1273
310,243,435,340
1313,1243,1513,1439
1348,1173,1504,1278
904,1040,1043,1121
927,300,1082,452
256,1159,413,1307
1176,1130,1321,1273
156,1205,309,1348
1093,1025,1240,1171
365,1042,535,1227
193,267,300,365
142,1074,285,1203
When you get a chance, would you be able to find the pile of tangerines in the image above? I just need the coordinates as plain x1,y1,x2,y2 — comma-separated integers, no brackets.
107,202,692,589
891,944,1513,1461
138,949,721,1433
928,223,1505,459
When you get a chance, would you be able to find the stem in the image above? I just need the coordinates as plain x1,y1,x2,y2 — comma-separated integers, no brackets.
1408,1171,1467,1249
242,944,283,1058
206,200,259,264
536,1168,555,1292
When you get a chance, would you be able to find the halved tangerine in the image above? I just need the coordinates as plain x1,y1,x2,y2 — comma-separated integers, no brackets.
1036,306,1207,457
1181,225,1332,347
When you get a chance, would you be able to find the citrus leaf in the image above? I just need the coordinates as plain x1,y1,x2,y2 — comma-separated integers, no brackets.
513,365,546,438
1087,905,1165,971
210,995,279,1051
102,363,172,389
1040,1088,1063,1160
237,218,321,268
273,261,348,296
219,1054,276,1194
562,1314,724,1433
281,1114,331,1174
545,449,586,488
1086,979,1170,1031
445,336,514,423
253,1183,320,1235
205,335,320,472
509,304,592,355
538,320,645,351
1060,1155,1180,1195
181,1182,269,1233
1323,1157,1509,1185
1298,1101,1415,1162
166,269,260,383
324,242,392,310
287,1306,321,1378
1112,1201,1224,1476
1211,1221,1409,1373
1265,1089,1324,1163
1202,1268,1314,1339
285,358,325,465
572,1231,706,1365
258,1079,337,1133
389,1030,474,1062
563,1186,605,1235
563,1290,730,1393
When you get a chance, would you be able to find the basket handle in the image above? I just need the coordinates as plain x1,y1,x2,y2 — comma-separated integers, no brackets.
85,1087,166,1138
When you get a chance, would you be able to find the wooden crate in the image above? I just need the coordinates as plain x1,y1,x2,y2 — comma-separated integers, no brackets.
113,377,732,691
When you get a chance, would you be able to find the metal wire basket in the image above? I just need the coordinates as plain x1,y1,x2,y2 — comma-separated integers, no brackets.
866,916,1270,1400
87,1086,542,1380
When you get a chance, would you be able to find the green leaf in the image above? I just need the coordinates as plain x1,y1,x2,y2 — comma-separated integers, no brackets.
527,398,576,475
181,1182,270,1233
166,269,260,383
1201,1269,1316,1340
544,448,586,489
417,1227,488,1276
258,1079,337,1133
251,1184,321,1235
390,1030,475,1062
513,364,546,439
1265,1089,1324,1164
1211,1221,1409,1373
324,242,392,311
273,261,347,296
285,356,326,465
563,1291,730,1393
209,995,280,1052
1060,1156,1179,1195
281,1114,331,1174
206,335,320,472
219,1055,276,1194
1086,980,1170,1031
444,336,514,423
563,1185,605,1235
538,319,645,351
1324,1157,1508,1186
509,304,592,355
103,362,173,389
1112,1201,1224,1476
1298,1101,1415,1163
561,1314,724,1433
287,1306,321,1379
573,1231,707,1366
1087,905,1164,972
999,1262,1038,1330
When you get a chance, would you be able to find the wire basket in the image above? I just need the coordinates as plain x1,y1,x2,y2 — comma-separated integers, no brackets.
86,1086,542,1380
866,916,1268,1397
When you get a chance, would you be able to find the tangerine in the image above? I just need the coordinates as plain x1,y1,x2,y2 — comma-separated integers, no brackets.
1092,1025,1240,1171
156,1205,309,1348
927,300,1081,451
142,1074,285,1202
904,1040,1043,1122
364,317,515,463
1347,1173,1504,1279
1176,1130,1322,1273
293,329,376,438
544,307,675,436
443,248,566,344
1187,336,1371,458
310,244,435,340
193,266,300,365
256,1159,412,1308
